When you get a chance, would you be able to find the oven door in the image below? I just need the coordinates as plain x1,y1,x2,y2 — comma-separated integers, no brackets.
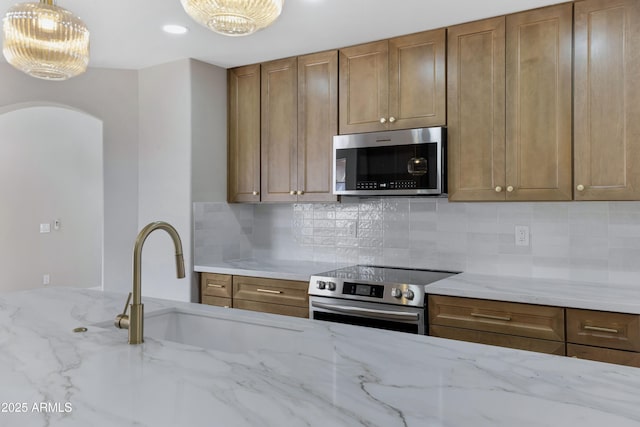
309,296,425,334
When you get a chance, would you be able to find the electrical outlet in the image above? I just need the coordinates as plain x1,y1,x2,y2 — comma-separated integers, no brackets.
43,274,50,285
515,225,530,247
40,223,51,233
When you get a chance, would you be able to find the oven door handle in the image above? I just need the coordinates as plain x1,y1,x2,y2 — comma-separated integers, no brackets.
311,301,420,322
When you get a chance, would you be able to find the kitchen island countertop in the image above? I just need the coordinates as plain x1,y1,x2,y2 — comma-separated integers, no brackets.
1,287,639,426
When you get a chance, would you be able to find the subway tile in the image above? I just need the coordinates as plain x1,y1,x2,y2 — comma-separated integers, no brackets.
497,254,532,277
358,227,383,239
609,248,640,272
532,203,569,223
466,254,500,275
466,233,498,255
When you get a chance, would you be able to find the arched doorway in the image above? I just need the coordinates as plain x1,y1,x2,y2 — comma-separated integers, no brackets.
0,105,103,292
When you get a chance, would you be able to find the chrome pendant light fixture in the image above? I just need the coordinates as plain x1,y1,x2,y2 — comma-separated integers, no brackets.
181,0,284,37
2,0,90,81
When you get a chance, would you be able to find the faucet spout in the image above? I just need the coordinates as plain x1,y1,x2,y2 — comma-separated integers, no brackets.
118,221,185,344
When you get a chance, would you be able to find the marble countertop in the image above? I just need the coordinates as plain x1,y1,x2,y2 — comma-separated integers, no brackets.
1,287,640,426
426,273,640,314
194,258,347,281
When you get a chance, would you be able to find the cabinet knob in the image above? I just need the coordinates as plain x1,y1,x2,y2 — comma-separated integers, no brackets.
576,184,585,192
296,190,304,195
389,116,396,123
252,191,259,196
495,186,503,193
380,117,387,124
289,190,296,195
506,186,514,193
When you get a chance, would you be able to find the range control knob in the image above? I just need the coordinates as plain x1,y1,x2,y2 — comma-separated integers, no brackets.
403,289,415,300
316,281,326,290
391,288,402,298
327,282,336,291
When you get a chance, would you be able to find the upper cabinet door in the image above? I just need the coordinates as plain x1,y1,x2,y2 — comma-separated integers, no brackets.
261,57,298,202
388,28,446,130
228,64,261,203
447,17,506,201
297,50,338,202
339,40,389,134
574,0,640,200
505,3,573,201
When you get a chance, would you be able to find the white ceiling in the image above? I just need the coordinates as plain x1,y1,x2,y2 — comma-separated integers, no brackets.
0,0,567,70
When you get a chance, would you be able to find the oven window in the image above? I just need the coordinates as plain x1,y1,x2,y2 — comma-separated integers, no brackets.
313,311,419,334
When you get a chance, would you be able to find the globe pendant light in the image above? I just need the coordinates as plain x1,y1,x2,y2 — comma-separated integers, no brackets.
2,0,90,81
181,0,284,37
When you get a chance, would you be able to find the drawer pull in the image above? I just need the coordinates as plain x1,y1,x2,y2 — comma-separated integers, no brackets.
257,288,283,295
583,325,619,334
207,284,225,288
470,312,512,322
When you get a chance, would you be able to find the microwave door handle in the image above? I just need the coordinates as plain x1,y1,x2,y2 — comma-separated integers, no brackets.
311,301,419,322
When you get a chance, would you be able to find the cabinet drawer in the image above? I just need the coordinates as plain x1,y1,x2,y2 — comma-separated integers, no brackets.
567,344,640,368
234,300,309,319
566,308,640,352
430,325,565,356
202,296,232,308
233,276,308,308
428,295,564,341
201,273,232,298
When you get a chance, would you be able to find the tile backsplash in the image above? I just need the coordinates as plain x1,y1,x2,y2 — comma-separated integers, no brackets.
194,198,640,285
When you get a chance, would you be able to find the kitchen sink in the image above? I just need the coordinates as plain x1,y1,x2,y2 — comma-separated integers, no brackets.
93,307,303,352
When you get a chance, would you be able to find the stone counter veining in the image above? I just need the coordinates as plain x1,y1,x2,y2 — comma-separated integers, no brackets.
194,258,347,282
1,287,639,426
425,273,640,314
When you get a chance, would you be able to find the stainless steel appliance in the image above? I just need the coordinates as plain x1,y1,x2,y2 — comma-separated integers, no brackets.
309,265,457,334
333,127,446,196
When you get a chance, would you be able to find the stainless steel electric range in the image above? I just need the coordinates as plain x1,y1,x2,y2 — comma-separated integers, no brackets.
308,265,458,335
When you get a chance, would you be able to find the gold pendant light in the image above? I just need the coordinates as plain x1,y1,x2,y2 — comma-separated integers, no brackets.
2,0,90,81
181,0,284,37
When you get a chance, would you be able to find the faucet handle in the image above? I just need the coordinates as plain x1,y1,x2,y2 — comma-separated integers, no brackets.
114,292,132,329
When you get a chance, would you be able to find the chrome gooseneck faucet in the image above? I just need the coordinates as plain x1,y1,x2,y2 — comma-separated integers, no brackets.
115,221,185,344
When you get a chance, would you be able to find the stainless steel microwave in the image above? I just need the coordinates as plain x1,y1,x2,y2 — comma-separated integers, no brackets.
333,127,446,196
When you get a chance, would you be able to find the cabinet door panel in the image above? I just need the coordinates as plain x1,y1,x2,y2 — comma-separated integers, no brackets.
566,308,640,352
261,57,298,202
228,65,261,202
339,41,388,134
574,0,640,200
506,4,573,201
430,325,566,355
567,344,640,368
447,17,506,201
297,51,338,202
389,29,446,129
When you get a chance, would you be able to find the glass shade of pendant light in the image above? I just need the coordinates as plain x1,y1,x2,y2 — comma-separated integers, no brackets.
2,0,90,81
181,0,284,37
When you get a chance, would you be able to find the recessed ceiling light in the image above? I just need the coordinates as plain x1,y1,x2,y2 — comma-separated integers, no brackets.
163,24,189,35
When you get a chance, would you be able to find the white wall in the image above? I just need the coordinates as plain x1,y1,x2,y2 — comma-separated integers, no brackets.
138,59,226,302
0,106,102,292
0,63,139,293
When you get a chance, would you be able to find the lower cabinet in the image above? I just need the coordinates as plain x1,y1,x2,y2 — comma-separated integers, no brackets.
428,295,565,355
566,308,640,368
200,273,309,318
233,275,309,318
428,295,640,368
200,273,232,308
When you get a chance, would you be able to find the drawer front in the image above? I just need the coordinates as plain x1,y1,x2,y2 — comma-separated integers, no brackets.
430,325,566,356
202,296,232,308
428,295,565,341
567,344,640,368
234,300,309,318
233,276,309,308
566,308,640,352
201,273,232,298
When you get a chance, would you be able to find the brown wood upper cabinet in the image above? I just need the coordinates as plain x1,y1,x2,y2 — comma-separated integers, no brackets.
228,64,261,203
338,29,446,134
448,4,573,201
574,0,640,200
260,52,338,202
